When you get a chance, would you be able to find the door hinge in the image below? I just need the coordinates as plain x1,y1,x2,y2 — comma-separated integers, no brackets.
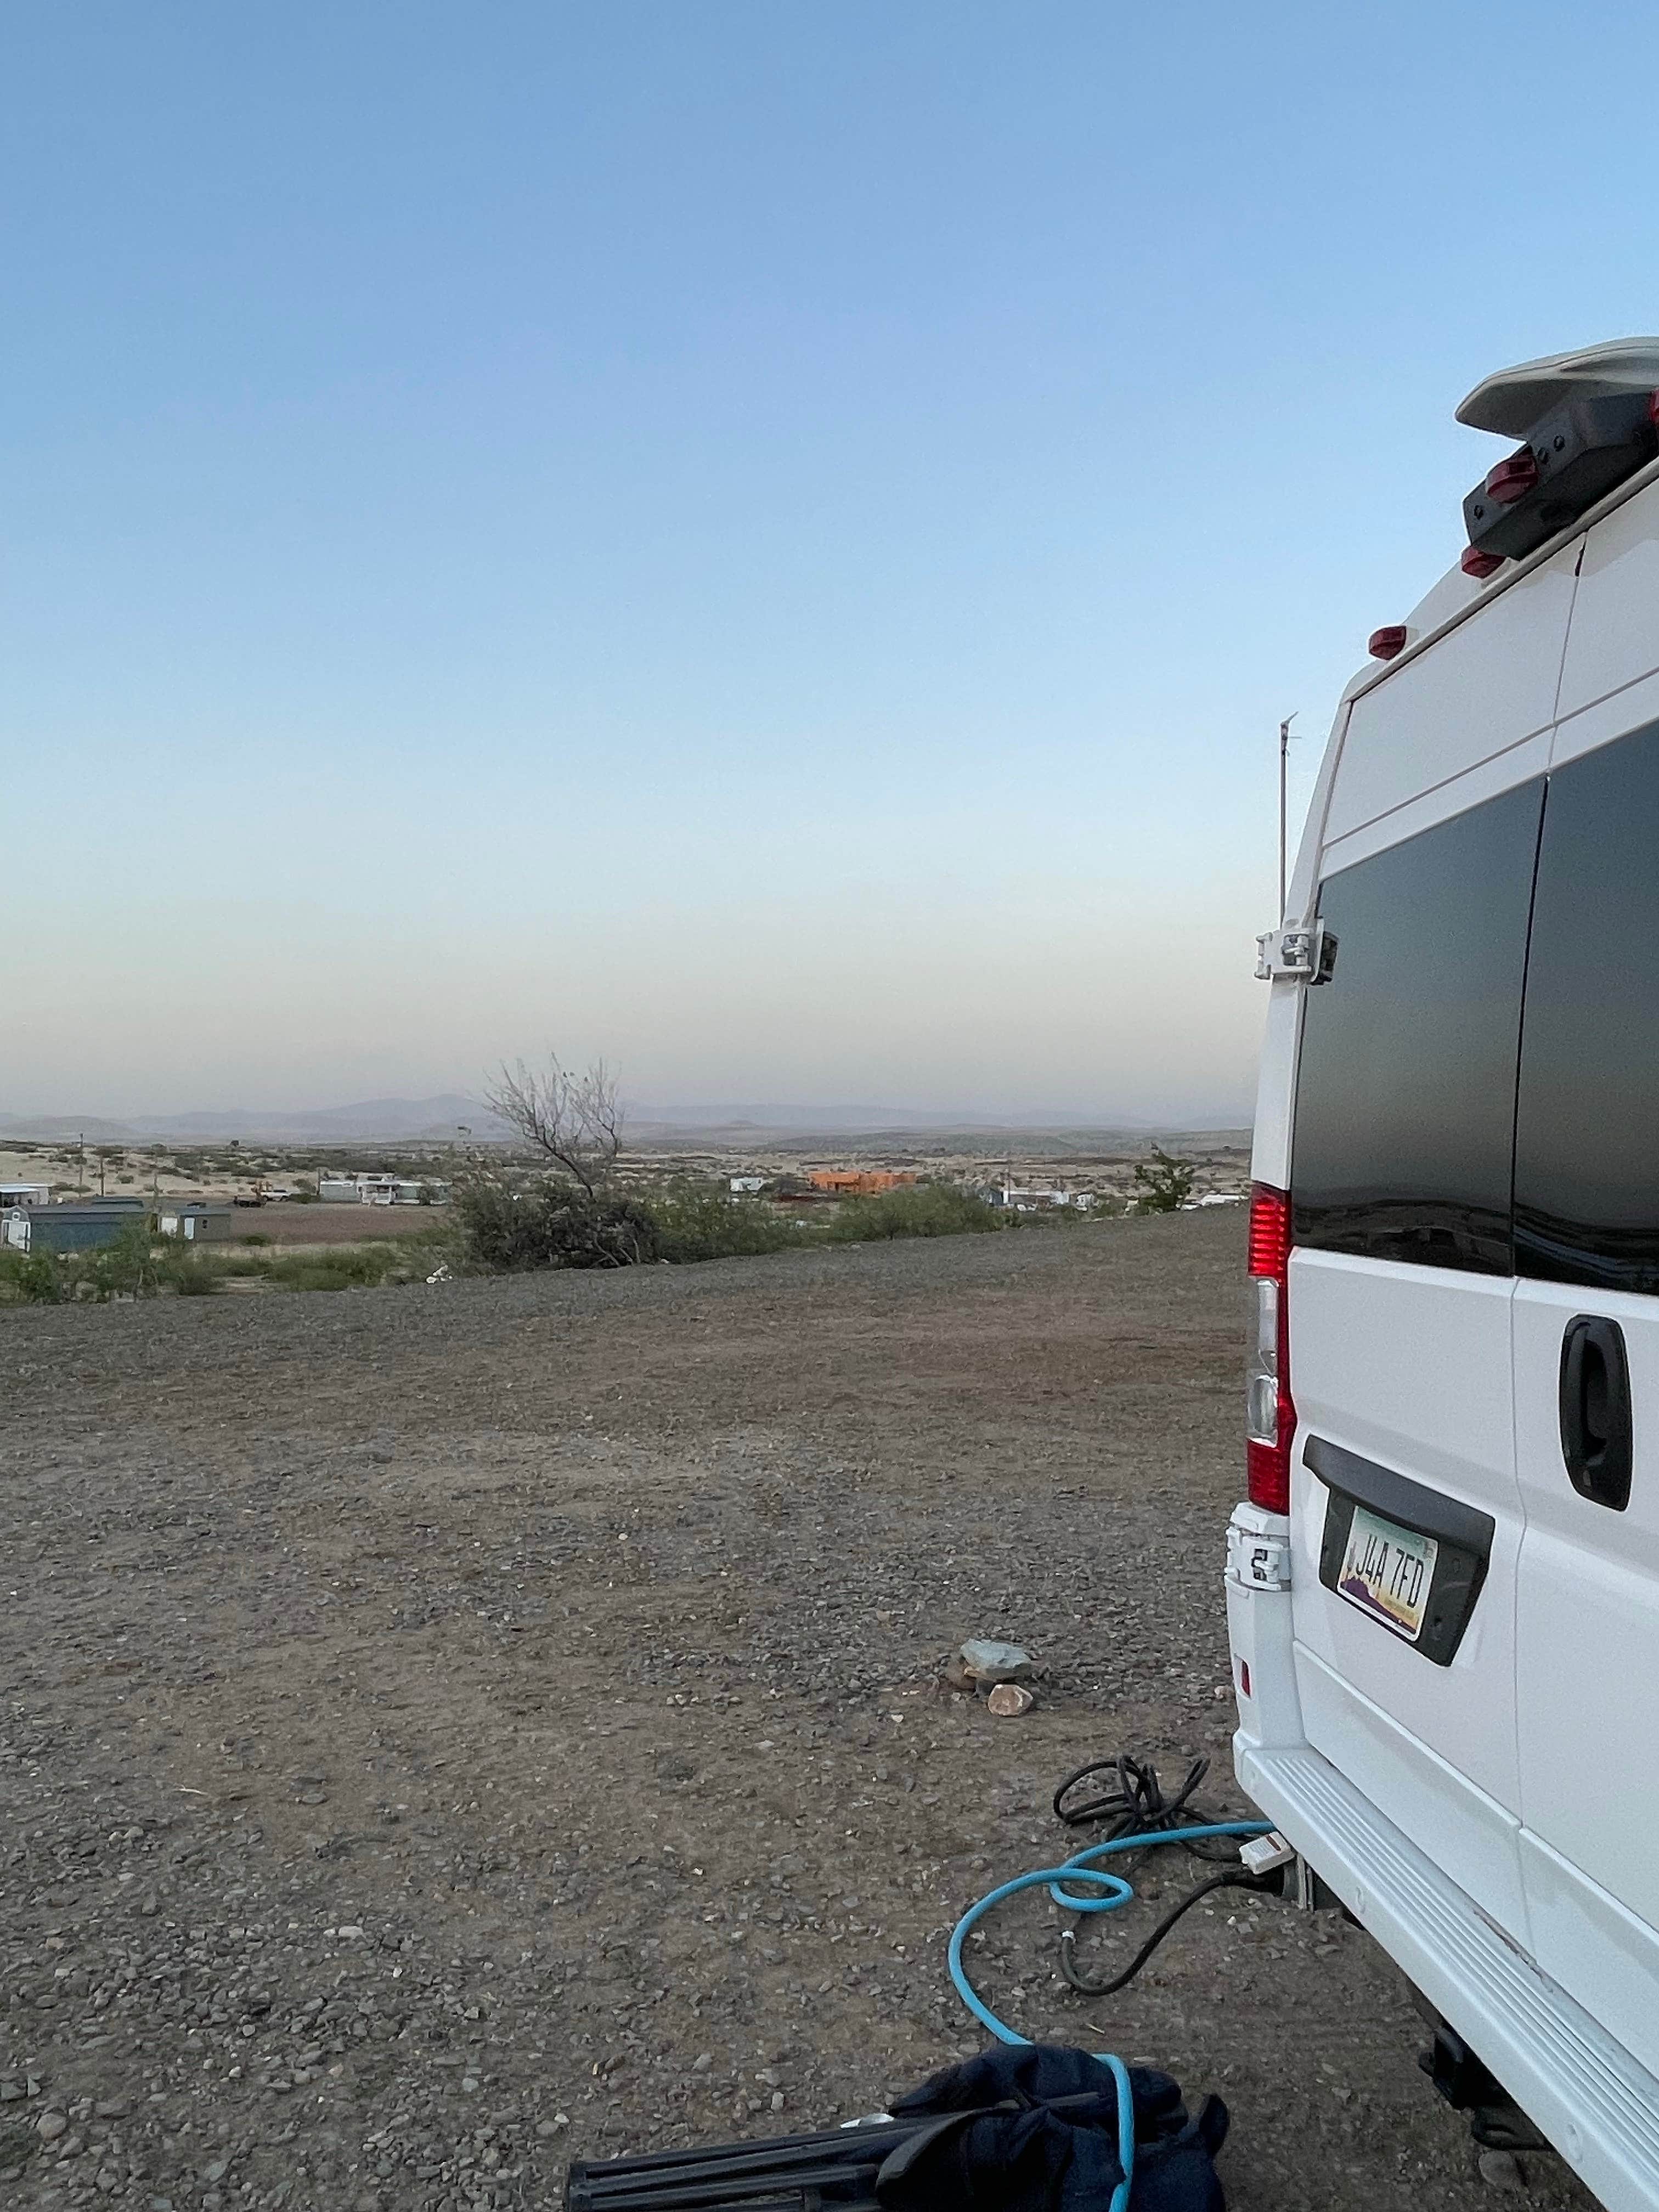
1226,1520,1292,1590
1255,921,1336,984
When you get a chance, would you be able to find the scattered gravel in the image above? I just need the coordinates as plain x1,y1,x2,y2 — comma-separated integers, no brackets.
0,1216,1596,2210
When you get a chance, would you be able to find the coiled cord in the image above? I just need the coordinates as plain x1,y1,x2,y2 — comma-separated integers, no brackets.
1053,1752,1242,1861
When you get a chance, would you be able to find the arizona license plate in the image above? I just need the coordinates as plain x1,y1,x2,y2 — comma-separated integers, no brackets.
1337,1506,1438,1643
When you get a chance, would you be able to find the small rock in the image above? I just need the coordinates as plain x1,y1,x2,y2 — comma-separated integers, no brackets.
0,2081,21,2104
986,1682,1035,1717
1479,2149,1525,2191
938,1655,977,1694
692,2055,712,2074
138,1896,159,1917
960,1639,1034,1685
38,2112,68,2142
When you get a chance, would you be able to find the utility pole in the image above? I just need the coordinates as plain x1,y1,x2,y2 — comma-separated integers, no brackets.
77,1131,85,1198
1278,713,1299,921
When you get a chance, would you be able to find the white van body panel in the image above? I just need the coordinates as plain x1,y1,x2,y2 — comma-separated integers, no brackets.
1246,980,1300,1190
1513,1278,1659,2080
1550,664,1659,772
1290,1645,1529,1940
1288,1250,1528,1937
1519,1829,1659,2095
1323,544,1577,844
1317,726,1551,881
1556,473,1659,721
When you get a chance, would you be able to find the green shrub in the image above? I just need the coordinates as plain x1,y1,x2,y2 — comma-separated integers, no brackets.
829,1184,1008,1242
0,1246,66,1304
159,1248,225,1296
1131,1148,1196,1214
82,1219,164,1300
265,1246,403,1292
455,1174,658,1272
644,1182,810,1263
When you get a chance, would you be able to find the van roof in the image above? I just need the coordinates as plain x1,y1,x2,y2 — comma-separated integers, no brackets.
1457,336,1659,438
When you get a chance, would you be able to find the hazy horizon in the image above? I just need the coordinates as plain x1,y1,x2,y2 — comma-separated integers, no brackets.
7,4,1652,1118
0,1088,1255,1138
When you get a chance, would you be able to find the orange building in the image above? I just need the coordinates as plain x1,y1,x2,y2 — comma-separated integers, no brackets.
806,1169,918,1197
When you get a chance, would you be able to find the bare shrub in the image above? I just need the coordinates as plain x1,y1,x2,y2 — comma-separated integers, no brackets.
484,1057,623,1195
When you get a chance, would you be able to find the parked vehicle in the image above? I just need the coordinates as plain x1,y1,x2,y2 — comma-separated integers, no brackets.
1229,338,1659,2212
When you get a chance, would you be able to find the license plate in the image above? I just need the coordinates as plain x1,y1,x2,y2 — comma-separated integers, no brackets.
1337,1506,1438,1643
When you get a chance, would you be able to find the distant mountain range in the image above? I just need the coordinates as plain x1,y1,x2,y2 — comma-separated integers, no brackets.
628,1102,1251,1137
0,1094,1251,1145
0,1096,513,1144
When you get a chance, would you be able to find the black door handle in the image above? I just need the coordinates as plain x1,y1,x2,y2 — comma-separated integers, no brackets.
1559,1315,1633,1511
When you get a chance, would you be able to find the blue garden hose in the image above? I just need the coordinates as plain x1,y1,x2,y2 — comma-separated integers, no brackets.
947,1820,1272,2212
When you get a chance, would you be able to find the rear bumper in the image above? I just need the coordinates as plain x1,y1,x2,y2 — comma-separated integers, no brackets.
1235,1735,1659,2212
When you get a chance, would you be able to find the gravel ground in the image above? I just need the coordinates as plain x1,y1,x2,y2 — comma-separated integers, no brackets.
0,1214,1596,2212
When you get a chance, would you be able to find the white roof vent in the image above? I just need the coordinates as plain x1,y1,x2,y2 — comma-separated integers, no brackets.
1458,337,1659,438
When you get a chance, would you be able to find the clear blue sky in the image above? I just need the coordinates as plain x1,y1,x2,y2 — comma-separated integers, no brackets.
7,2,1657,1120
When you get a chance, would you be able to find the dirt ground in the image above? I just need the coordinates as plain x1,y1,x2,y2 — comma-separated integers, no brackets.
0,1214,1596,2212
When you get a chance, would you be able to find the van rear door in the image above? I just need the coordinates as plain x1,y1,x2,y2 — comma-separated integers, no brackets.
1288,781,1543,1942
1511,713,1659,2079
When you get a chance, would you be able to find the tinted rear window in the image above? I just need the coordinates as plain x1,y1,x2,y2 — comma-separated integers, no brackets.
1292,780,1543,1273
1515,720,1659,1290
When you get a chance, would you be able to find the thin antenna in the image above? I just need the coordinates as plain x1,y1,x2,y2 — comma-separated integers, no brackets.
1278,714,1299,920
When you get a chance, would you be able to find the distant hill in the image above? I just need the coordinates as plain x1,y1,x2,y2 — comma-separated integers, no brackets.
0,1094,1253,1146
0,1114,144,1143
630,1102,1253,1138
0,1097,514,1144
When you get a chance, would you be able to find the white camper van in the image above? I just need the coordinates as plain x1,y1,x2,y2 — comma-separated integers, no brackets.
1228,339,1659,2212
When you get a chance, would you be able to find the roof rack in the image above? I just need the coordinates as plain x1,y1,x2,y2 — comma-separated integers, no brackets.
1458,338,1659,438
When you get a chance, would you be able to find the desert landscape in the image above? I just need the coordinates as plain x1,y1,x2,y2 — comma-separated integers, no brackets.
0,1212,1592,2211
0,1125,1252,1215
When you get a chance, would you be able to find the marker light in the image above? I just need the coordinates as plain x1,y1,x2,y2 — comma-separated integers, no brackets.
1485,451,1539,505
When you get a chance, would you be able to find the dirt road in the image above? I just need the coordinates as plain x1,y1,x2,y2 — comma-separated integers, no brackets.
0,1215,1594,2211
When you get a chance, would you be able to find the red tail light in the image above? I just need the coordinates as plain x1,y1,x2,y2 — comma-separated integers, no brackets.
1246,1182,1294,1514
1367,625,1409,661
1486,451,1538,506
1247,1181,1290,1276
1460,545,1504,579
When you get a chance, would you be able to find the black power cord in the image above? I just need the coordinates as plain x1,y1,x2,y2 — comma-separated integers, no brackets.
1053,1752,1238,1860
1058,1866,1279,1995
1050,1753,1283,1999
